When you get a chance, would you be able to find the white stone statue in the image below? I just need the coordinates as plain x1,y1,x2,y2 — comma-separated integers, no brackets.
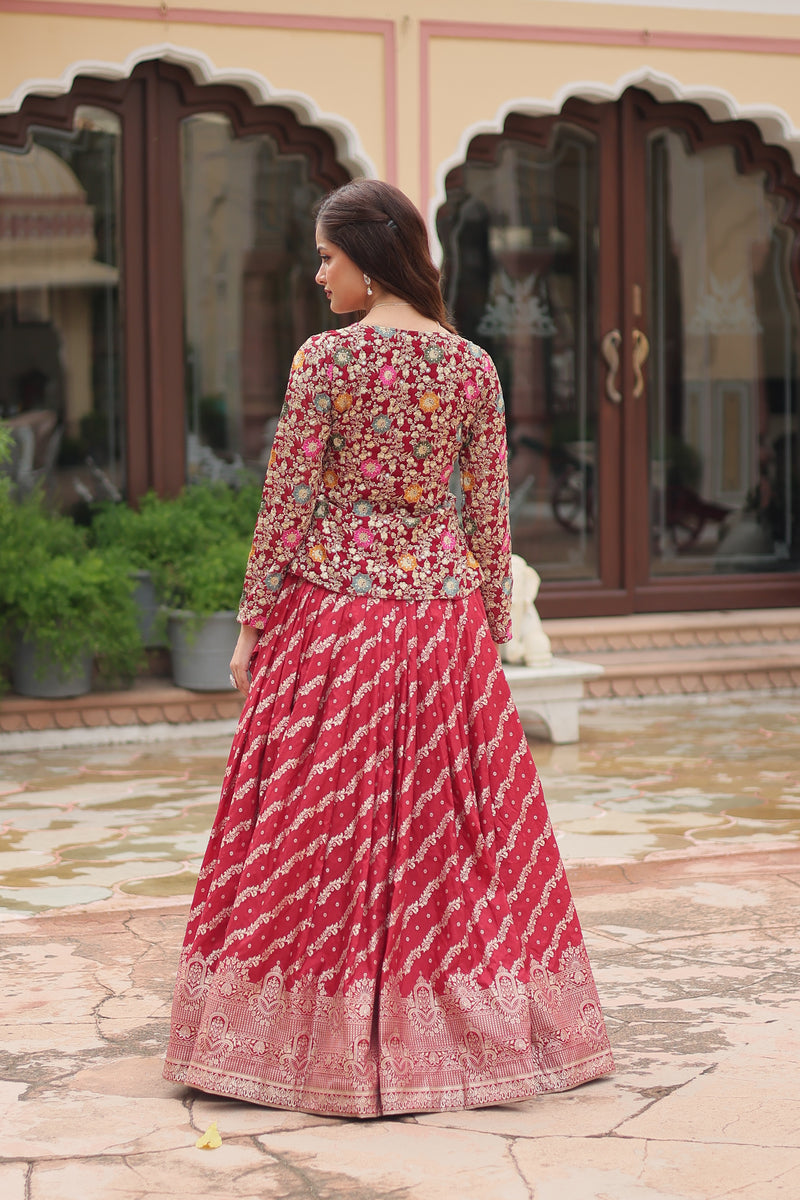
500,554,553,668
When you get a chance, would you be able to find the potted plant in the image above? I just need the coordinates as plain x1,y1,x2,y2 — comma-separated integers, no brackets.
0,484,143,697
91,494,186,648
9,551,143,698
161,538,253,691
90,481,262,648
89,481,262,690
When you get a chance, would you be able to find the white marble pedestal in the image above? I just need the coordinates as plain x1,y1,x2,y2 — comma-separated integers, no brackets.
503,658,604,744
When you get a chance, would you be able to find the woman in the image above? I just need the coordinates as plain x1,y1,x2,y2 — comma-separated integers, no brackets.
163,180,613,1117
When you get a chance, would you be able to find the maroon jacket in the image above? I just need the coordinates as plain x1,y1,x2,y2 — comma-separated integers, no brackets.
238,323,512,642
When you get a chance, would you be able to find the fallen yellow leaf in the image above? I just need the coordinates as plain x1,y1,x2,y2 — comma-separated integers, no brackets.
195,1121,222,1149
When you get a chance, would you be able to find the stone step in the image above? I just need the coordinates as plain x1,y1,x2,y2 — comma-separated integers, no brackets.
541,608,800,698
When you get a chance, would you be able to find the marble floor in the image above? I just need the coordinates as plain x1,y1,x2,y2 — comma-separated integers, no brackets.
1,696,799,1198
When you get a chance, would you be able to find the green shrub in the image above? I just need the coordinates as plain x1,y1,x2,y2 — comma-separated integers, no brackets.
0,482,143,687
160,538,252,618
90,482,262,614
10,550,142,682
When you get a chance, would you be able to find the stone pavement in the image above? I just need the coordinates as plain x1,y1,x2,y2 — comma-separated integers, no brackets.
1,697,799,1199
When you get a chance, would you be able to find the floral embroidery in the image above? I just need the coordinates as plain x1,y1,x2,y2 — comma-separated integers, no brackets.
360,459,383,480
353,528,374,549
419,391,440,414
351,573,373,594
238,326,512,642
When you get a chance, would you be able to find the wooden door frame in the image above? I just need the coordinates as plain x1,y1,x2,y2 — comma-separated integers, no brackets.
444,89,800,617
0,60,349,501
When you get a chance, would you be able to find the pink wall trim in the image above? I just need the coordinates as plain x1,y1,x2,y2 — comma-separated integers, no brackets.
419,18,800,204
421,19,800,57
0,0,397,182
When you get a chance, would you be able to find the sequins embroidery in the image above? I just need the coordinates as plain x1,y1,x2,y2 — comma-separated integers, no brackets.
238,326,512,641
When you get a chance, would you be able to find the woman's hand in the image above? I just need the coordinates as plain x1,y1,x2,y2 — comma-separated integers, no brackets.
229,623,261,695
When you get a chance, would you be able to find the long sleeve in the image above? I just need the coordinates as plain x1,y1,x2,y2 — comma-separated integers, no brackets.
238,336,333,627
458,361,513,643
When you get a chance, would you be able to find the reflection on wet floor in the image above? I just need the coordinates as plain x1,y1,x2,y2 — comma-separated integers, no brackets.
535,697,800,862
0,696,798,916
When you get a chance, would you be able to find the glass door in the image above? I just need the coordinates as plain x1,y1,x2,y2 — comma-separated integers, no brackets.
438,101,623,616
441,90,800,616
647,132,799,576
626,88,800,611
180,114,332,484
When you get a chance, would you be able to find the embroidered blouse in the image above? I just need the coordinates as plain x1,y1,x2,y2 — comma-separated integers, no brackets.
238,323,513,642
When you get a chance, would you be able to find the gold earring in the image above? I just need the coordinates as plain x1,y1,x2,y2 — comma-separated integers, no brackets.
363,274,373,297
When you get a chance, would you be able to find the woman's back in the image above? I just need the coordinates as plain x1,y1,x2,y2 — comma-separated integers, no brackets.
318,324,492,514
240,321,513,639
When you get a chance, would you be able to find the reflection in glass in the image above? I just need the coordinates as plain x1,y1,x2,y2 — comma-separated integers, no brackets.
0,108,122,505
181,115,333,482
648,132,799,574
439,126,599,581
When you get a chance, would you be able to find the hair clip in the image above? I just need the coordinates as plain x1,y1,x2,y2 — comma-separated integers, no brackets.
386,218,397,230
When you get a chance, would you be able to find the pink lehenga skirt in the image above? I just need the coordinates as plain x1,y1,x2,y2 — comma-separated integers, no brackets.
163,576,614,1117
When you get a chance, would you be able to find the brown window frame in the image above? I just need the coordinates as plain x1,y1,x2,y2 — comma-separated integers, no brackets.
0,59,350,500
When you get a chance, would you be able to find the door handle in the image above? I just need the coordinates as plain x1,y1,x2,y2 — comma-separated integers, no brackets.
632,329,650,399
600,329,622,404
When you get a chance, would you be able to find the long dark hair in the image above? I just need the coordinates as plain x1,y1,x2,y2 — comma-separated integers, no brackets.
314,179,456,333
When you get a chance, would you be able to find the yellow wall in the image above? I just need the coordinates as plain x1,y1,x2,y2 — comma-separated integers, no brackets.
4,1,800,209
0,12,386,177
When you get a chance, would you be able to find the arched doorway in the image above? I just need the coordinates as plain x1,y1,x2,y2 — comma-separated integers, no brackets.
438,88,800,617
0,60,350,502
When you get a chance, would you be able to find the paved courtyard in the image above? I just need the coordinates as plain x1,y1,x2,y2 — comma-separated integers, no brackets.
1,696,799,1199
